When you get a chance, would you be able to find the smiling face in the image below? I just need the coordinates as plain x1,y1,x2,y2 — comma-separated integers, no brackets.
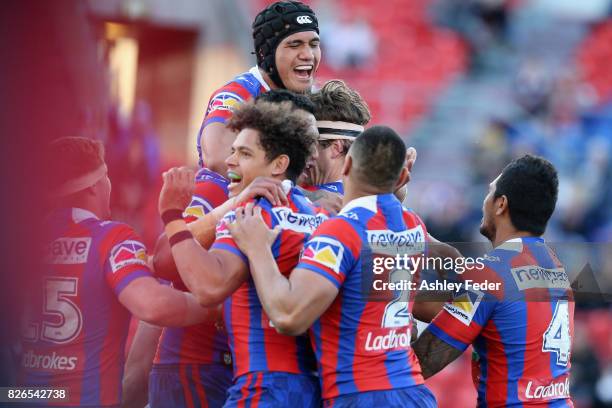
275,31,321,92
225,128,278,197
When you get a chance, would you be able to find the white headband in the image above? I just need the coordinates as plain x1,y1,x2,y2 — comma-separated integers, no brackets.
53,164,108,197
316,120,365,140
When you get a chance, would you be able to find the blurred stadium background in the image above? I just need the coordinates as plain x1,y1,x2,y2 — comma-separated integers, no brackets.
3,0,612,406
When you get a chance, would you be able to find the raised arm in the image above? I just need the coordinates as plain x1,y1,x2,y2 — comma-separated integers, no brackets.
153,176,289,282
200,123,236,175
157,167,252,306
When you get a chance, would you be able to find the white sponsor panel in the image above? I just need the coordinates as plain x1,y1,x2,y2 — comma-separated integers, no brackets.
22,349,78,371
271,207,326,234
511,266,570,290
359,326,412,353
519,375,570,401
45,237,92,264
367,225,425,255
443,290,484,326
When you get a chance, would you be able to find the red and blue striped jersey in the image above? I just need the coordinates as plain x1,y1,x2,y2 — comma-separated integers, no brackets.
211,186,327,378
154,167,231,365
427,237,574,407
296,194,429,399
21,208,153,406
197,67,270,166
301,180,344,195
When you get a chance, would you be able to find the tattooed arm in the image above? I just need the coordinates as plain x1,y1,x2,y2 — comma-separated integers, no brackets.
412,330,464,378
300,188,343,215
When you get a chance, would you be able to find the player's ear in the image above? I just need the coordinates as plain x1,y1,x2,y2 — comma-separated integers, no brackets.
342,154,352,177
330,140,344,158
270,154,290,178
495,195,508,216
395,167,409,191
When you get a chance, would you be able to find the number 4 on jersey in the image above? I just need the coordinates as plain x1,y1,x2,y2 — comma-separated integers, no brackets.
542,300,571,366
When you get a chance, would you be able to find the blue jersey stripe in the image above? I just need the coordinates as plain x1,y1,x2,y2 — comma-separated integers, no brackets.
224,297,236,375
247,279,267,372
428,324,469,351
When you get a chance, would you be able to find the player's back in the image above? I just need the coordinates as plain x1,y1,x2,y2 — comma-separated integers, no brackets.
298,194,429,399
22,208,151,407
430,237,574,407
212,186,327,378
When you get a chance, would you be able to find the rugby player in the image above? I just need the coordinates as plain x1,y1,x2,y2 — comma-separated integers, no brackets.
123,90,317,408
226,126,437,407
298,79,370,213
412,155,574,407
158,100,323,406
198,0,320,172
21,137,217,407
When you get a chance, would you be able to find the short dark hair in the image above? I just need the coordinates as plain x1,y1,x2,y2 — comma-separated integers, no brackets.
494,154,558,235
310,79,371,125
228,100,317,182
256,89,315,114
46,137,105,191
350,126,406,190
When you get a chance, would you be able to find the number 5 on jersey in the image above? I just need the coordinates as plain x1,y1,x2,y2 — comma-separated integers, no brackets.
23,277,83,344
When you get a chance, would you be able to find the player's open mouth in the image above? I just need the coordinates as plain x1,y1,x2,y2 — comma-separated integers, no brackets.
227,171,242,186
294,65,313,79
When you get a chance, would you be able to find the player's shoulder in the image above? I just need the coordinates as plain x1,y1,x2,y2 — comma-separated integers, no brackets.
336,195,378,225
208,69,263,104
401,205,426,224
195,167,227,184
95,220,143,246
315,216,359,241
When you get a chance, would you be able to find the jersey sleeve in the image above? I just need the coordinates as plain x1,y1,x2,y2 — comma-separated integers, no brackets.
210,200,273,265
103,225,154,296
426,262,503,351
296,218,360,289
202,82,251,127
183,170,229,223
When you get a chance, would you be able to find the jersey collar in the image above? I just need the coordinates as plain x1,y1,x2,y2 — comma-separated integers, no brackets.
71,208,99,223
250,66,271,91
339,195,378,215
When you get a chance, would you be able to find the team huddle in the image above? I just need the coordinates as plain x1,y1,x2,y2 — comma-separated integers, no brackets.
24,1,574,407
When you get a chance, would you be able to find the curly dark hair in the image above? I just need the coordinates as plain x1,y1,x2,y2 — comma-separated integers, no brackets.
227,100,317,182
255,89,315,114
494,154,558,235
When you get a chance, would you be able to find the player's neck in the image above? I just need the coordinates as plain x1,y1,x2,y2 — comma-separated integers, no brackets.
492,228,537,248
316,164,342,186
260,69,278,90
323,162,343,185
342,182,387,207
